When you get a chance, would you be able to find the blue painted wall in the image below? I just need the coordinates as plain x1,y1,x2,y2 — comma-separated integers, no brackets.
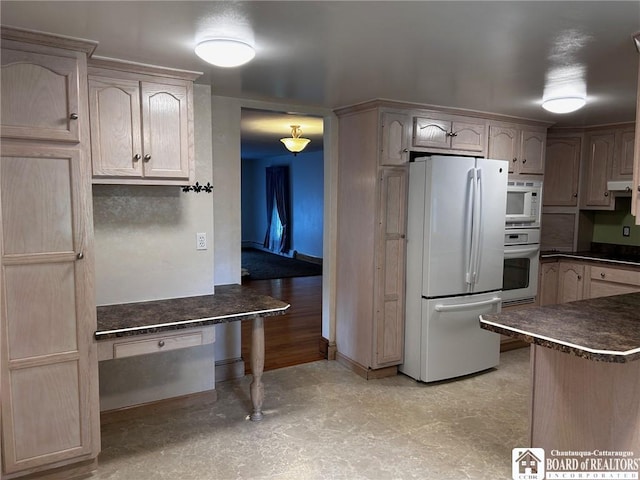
241,150,324,258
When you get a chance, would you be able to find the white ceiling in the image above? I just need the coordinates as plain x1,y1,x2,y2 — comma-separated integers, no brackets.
3,1,640,158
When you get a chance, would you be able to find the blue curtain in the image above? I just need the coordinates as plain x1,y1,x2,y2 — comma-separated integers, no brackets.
263,166,290,253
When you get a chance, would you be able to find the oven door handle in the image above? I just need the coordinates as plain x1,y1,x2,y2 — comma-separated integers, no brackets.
504,246,540,257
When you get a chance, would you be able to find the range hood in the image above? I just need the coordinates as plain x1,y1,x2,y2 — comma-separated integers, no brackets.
607,180,633,194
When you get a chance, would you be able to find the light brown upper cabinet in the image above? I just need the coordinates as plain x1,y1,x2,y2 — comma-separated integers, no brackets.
611,126,635,179
581,131,616,209
379,111,411,165
1,41,92,143
88,58,200,185
413,115,486,154
488,123,546,175
543,136,581,206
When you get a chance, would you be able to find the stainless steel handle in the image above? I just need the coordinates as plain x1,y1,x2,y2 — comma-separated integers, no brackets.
76,252,84,260
133,154,141,161
143,154,151,162
69,113,78,120
435,297,501,312
158,340,165,347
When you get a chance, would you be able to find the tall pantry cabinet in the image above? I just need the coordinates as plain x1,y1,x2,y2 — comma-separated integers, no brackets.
335,104,410,378
0,27,100,479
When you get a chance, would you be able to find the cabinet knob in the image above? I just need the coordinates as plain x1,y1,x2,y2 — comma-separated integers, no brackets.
626,186,632,193
69,113,78,120
522,158,527,164
133,154,141,161
601,272,606,278
512,157,517,163
573,193,578,198
76,252,84,260
577,275,582,280
447,131,458,137
604,191,609,197
402,148,409,153
143,154,151,162
158,340,165,348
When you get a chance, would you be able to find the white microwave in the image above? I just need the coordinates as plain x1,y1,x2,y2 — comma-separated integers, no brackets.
505,179,542,228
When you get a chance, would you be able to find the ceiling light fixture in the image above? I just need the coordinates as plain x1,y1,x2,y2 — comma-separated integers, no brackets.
542,96,586,114
280,125,310,156
194,38,255,68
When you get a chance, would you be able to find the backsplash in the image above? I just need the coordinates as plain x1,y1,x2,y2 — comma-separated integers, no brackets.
592,197,640,246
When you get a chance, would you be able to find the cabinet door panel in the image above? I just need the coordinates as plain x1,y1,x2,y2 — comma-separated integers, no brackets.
89,77,142,177
141,82,190,179
544,137,580,206
520,130,545,175
380,112,409,165
413,117,450,149
583,133,615,208
488,126,519,173
451,121,485,152
538,262,559,306
1,49,80,142
0,145,97,474
615,128,635,178
374,168,407,366
557,263,585,303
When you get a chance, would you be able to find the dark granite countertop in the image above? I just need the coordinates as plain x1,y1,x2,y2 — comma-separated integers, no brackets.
480,292,640,363
541,243,640,266
95,284,289,340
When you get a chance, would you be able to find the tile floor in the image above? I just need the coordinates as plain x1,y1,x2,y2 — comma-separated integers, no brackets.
97,347,530,480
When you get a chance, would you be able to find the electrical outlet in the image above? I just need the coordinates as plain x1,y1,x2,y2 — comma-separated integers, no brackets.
196,232,207,250
623,226,631,237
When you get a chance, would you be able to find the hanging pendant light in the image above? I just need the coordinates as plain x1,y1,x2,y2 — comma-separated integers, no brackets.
280,125,310,156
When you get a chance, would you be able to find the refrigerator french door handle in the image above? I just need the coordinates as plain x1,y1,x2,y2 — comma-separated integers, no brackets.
434,297,502,312
468,167,480,286
465,168,476,285
473,168,484,283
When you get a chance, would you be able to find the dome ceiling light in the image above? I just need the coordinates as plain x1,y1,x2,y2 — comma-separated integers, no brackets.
280,125,311,156
194,38,255,68
542,96,586,114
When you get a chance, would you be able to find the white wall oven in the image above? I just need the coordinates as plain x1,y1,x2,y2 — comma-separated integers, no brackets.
505,178,542,228
503,228,540,305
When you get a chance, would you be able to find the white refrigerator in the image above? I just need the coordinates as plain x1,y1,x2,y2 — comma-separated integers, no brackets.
400,155,508,382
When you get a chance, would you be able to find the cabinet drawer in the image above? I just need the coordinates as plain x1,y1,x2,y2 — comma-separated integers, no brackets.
590,265,640,287
113,332,204,359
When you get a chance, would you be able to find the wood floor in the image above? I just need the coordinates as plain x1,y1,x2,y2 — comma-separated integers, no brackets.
241,275,324,374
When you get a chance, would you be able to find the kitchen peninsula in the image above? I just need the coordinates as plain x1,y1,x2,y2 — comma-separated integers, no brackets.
96,284,289,421
480,293,640,452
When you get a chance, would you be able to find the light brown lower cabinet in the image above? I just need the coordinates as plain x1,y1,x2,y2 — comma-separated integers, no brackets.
539,258,640,306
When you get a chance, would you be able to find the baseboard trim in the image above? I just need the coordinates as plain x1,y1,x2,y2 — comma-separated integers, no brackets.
100,390,218,426
500,338,529,352
215,357,245,382
336,352,398,379
2,458,97,480
320,337,337,360
293,251,323,265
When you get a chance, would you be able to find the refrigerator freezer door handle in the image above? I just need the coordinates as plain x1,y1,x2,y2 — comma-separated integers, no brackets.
434,297,502,312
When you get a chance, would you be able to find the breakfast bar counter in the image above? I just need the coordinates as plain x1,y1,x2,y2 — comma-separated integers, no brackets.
95,284,290,421
481,293,640,453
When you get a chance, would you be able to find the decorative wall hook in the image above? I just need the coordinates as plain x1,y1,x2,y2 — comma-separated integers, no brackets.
182,182,213,193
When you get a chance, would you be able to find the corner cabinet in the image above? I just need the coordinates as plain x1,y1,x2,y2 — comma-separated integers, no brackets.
88,58,201,185
488,122,546,175
0,27,100,479
335,105,410,378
